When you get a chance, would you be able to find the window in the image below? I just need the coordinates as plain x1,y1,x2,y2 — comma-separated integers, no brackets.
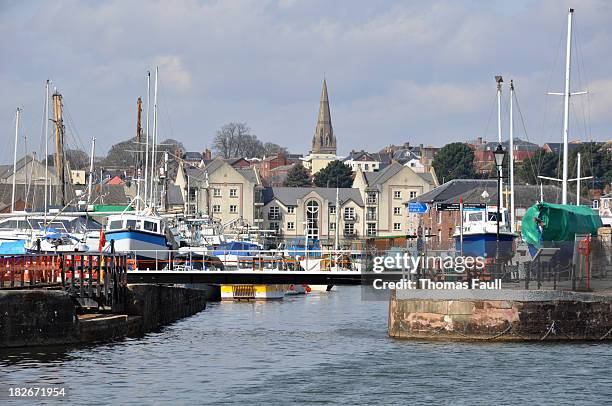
409,191,417,199
213,205,221,213
344,223,355,236
287,206,295,214
126,220,137,229
287,221,295,230
144,221,157,232
367,223,376,236
605,200,610,209
367,192,377,204
229,188,237,197
364,164,369,171
344,207,355,220
330,222,336,231
109,220,123,230
366,207,376,221
306,200,320,238
269,206,280,220
270,222,279,232
329,205,336,215
593,200,600,209
393,207,401,216
229,205,237,213
213,188,221,197
393,223,401,231
393,191,402,199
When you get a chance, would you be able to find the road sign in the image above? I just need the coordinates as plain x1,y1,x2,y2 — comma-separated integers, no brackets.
435,202,486,212
408,202,429,213
435,203,460,211
463,203,486,211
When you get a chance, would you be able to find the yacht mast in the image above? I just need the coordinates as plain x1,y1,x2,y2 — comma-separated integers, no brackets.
495,75,503,209
11,108,21,212
150,66,158,208
53,91,66,206
144,71,151,206
44,80,50,220
87,137,96,205
509,80,515,233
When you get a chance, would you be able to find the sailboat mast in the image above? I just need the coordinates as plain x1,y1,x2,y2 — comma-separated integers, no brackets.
561,8,574,205
509,80,515,233
334,186,339,251
87,137,96,205
53,91,66,206
150,66,158,207
495,75,503,209
144,71,151,206
11,108,21,212
576,152,581,205
44,80,50,220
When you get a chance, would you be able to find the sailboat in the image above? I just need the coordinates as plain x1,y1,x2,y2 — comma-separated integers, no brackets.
522,8,603,259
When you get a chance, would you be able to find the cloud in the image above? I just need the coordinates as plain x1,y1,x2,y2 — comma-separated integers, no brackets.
1,0,611,159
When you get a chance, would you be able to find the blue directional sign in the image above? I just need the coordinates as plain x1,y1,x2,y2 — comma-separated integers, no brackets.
408,202,429,214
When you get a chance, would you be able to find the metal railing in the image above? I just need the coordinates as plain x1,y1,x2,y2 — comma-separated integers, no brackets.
0,253,129,311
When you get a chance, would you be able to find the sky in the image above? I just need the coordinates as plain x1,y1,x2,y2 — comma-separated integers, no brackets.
1,0,612,162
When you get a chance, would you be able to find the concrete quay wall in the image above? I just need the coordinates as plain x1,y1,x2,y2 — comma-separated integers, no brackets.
388,290,612,341
0,284,207,348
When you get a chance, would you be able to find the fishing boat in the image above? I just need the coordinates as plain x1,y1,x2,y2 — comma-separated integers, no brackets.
104,211,171,268
453,206,516,260
220,284,287,300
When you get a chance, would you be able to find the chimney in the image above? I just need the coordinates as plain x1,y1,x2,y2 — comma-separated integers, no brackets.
204,149,212,160
477,137,482,145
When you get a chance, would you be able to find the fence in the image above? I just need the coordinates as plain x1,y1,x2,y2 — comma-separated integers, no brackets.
0,253,129,312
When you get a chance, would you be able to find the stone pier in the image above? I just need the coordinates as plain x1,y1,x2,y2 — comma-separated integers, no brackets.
388,289,612,341
0,284,207,348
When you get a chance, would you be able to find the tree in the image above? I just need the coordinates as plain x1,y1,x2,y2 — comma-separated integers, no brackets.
283,163,311,187
264,142,288,156
212,122,288,159
568,142,612,187
313,160,353,188
432,143,477,182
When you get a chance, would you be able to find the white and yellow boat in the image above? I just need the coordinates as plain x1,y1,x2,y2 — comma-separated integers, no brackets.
220,284,287,300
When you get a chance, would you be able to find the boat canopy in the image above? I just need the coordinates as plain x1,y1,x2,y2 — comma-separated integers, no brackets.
212,241,260,256
522,202,603,249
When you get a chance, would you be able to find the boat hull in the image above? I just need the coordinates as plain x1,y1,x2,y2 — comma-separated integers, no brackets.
221,284,286,300
454,233,515,260
104,230,169,264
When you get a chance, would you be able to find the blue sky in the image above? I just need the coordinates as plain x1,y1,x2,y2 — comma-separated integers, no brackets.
1,0,611,162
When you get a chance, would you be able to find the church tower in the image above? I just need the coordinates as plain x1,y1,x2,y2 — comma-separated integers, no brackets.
311,79,336,154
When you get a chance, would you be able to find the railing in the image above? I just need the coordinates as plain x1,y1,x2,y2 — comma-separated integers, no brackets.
0,253,129,312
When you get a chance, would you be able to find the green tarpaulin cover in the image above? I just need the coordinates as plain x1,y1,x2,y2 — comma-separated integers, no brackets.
521,202,603,248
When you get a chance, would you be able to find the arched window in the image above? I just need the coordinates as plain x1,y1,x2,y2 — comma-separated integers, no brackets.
306,200,319,239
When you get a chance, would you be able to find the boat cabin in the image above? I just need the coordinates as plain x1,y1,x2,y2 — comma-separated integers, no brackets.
106,214,164,235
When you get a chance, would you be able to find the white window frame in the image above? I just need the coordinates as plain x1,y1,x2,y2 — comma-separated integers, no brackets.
229,205,237,213
393,207,401,216
229,188,238,198
393,223,401,231
213,188,221,197
287,206,295,214
212,204,221,213
393,190,402,199
287,221,295,230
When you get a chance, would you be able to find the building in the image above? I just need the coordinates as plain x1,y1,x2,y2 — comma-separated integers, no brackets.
407,179,594,249
343,151,392,173
0,155,60,186
262,187,364,247
302,79,340,174
175,158,263,227
542,141,582,155
595,193,612,226
474,139,539,173
352,163,438,237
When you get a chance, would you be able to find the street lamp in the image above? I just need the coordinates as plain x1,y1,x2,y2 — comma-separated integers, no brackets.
493,144,506,271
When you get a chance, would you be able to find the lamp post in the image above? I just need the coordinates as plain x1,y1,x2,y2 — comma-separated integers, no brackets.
493,144,506,274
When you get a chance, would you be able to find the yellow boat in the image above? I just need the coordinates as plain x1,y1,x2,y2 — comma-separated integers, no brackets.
220,284,286,300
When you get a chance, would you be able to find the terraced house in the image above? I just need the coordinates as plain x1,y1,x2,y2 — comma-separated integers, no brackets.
352,163,438,237
175,157,263,227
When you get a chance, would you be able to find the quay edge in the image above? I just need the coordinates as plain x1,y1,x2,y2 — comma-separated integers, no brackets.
388,289,612,341
0,284,206,348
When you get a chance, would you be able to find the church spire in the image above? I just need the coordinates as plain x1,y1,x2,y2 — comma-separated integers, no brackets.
311,79,336,154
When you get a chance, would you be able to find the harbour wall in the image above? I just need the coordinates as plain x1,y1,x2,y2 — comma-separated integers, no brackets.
388,290,612,341
0,284,207,348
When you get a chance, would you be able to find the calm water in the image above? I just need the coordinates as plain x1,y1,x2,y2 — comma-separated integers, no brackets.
1,286,611,405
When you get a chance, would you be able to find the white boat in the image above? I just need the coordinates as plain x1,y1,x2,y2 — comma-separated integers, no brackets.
453,206,516,260
104,212,170,268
